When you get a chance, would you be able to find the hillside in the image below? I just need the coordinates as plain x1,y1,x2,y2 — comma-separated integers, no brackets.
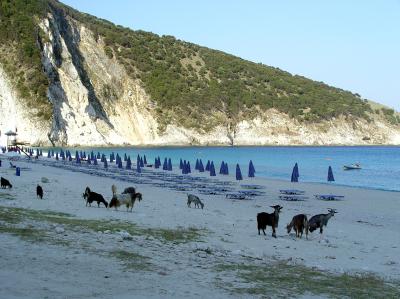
0,0,399,146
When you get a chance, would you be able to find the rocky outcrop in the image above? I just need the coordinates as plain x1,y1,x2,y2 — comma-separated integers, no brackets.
0,6,399,146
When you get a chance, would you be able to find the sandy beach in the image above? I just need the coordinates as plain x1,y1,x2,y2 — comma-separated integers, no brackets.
0,153,399,298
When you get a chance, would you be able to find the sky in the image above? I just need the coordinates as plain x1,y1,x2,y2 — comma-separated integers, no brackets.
62,0,400,111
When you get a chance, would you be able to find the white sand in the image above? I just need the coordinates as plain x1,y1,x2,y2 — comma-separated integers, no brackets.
0,153,399,298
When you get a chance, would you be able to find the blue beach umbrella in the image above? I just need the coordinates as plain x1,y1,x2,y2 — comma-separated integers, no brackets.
182,161,187,174
103,159,108,169
168,158,172,171
224,162,229,175
219,161,225,174
327,166,335,182
180,159,183,170
163,158,168,170
87,158,91,165
55,152,59,160
136,162,141,173
124,153,127,161
51,150,54,157
154,157,159,169
291,163,299,182
198,159,204,172
118,160,122,168
140,157,144,167
93,157,98,165
97,152,100,159
187,161,191,173
236,164,243,180
210,161,216,176
144,155,147,165
248,160,255,178
76,155,81,164
126,157,132,169
205,160,211,171
47,151,51,158
68,155,72,162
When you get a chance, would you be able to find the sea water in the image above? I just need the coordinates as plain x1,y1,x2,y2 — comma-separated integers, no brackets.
44,146,400,192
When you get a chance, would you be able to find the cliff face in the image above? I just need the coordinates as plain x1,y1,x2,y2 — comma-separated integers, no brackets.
0,5,399,146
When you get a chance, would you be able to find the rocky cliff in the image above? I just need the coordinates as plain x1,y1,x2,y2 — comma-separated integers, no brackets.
0,1,399,146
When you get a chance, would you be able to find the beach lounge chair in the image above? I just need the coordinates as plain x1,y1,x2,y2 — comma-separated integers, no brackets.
279,189,305,195
314,194,344,201
279,195,308,201
226,193,247,200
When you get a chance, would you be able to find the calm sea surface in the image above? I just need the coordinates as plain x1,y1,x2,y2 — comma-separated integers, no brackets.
45,146,400,192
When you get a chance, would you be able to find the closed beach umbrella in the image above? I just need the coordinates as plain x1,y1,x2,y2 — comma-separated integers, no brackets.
136,161,141,173
182,161,187,174
327,166,335,182
180,159,183,170
47,151,51,158
206,160,211,171
110,153,113,163
76,155,81,164
124,153,127,161
97,152,100,159
55,152,59,160
118,160,122,168
187,161,191,173
163,158,168,170
224,162,229,175
210,161,216,176
139,157,144,167
93,157,98,165
126,157,131,169
248,160,255,178
104,159,108,169
154,157,159,169
87,158,91,165
168,158,172,171
291,163,299,182
236,164,243,180
68,155,72,162
219,161,225,174
144,155,147,165
198,159,204,172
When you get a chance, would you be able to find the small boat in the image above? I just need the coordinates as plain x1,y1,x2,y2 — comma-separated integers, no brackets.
343,163,361,170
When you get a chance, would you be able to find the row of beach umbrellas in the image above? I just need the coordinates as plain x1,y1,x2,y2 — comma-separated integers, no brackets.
37,148,336,182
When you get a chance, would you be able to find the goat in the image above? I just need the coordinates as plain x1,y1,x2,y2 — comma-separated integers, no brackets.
1,177,12,189
187,194,204,209
308,208,337,234
109,192,142,212
36,185,43,199
257,205,283,238
83,187,108,208
287,214,308,239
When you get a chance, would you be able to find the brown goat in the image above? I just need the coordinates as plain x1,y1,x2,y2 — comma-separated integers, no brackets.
287,214,308,239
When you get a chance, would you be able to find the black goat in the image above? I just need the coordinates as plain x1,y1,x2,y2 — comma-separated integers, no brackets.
308,208,337,234
122,187,136,195
1,177,12,189
257,205,283,238
287,214,308,239
83,187,108,208
36,185,43,199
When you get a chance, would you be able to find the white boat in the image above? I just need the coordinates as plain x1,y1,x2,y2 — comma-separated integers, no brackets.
343,163,361,170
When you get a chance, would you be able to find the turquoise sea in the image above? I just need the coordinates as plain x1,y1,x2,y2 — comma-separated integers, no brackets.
45,146,400,192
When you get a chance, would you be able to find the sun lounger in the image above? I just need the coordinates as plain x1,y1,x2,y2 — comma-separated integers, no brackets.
226,194,247,200
279,195,308,201
280,189,305,195
241,184,264,190
314,194,344,201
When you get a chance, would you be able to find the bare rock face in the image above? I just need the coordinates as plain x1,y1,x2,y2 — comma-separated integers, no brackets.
0,8,399,146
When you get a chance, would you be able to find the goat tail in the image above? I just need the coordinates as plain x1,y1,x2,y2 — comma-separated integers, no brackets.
111,184,117,196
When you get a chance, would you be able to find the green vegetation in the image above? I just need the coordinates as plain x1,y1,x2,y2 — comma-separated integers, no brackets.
0,206,205,244
215,261,400,298
1,0,392,130
0,0,52,121
110,250,153,271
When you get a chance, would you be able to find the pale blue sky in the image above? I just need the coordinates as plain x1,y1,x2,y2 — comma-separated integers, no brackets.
62,0,400,111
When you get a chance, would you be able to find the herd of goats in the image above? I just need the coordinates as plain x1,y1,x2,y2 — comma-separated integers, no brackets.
1,174,337,239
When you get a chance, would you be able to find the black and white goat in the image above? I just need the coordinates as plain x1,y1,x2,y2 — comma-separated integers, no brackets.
308,208,337,234
287,214,308,239
109,186,141,212
83,187,108,208
257,205,283,238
